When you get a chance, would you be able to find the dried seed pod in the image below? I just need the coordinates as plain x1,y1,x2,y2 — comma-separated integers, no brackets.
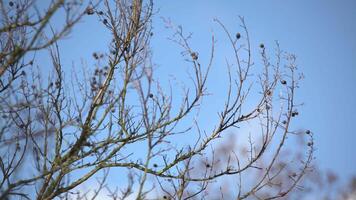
85,7,94,15
266,90,272,96
291,111,299,117
55,81,61,88
93,52,99,60
103,19,108,25
190,52,198,60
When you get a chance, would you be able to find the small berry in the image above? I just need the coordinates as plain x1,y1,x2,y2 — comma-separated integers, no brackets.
153,164,158,167
9,1,14,7
206,164,211,168
98,11,104,15
282,120,287,125
260,43,265,49
307,142,313,147
306,130,311,134
236,33,241,39
280,80,287,85
148,93,154,98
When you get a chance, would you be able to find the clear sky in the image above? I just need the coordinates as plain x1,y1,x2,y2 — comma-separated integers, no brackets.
150,0,356,180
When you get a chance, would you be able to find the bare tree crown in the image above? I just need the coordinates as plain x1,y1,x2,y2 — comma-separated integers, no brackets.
0,1,314,199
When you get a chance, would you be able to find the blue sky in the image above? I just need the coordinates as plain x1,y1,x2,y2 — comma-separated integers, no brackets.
150,0,356,180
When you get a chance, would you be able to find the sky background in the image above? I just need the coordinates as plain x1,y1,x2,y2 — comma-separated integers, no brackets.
53,0,356,195
149,0,356,180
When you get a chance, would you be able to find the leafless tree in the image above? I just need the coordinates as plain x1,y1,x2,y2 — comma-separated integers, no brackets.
0,0,315,199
